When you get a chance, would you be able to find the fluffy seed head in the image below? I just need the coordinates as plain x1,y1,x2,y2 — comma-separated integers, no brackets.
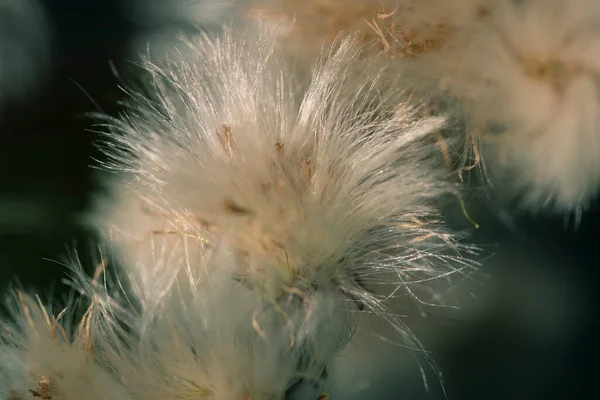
93,24,472,315
85,23,477,398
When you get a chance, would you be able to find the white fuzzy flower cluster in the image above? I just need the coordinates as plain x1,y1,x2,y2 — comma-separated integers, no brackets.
437,0,600,214
0,16,476,400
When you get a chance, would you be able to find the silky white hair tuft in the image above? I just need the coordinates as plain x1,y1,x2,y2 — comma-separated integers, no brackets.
92,23,476,341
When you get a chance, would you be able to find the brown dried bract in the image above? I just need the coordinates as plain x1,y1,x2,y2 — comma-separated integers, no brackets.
300,159,314,182
28,376,57,400
79,303,96,355
223,199,256,216
522,57,581,95
275,142,285,156
217,124,237,157
362,3,453,58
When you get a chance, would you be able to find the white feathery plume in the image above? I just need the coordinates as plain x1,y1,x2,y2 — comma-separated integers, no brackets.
92,22,475,351
0,0,50,110
1,14,479,400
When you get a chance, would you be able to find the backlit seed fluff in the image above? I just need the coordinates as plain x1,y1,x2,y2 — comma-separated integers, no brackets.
93,24,475,333
1,234,355,400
